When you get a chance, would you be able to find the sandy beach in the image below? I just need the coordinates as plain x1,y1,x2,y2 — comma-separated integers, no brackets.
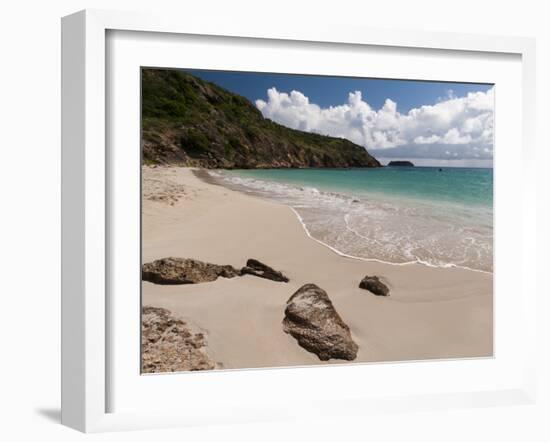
142,166,493,370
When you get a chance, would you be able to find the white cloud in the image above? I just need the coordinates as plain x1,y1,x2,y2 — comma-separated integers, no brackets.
255,87,494,160
414,134,440,144
442,128,472,144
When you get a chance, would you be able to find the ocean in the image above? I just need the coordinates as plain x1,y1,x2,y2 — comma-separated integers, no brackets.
207,166,493,273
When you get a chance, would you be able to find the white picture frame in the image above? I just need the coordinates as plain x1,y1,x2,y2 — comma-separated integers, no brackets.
61,9,537,433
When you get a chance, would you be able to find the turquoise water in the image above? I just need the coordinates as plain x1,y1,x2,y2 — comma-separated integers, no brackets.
209,167,493,272
223,167,492,208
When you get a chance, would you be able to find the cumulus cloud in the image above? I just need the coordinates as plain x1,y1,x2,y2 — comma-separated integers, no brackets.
255,86,494,160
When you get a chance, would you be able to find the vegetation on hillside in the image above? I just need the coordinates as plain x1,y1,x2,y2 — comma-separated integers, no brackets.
141,69,381,169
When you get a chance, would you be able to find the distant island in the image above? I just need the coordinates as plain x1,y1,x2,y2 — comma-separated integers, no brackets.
141,69,381,169
387,160,414,167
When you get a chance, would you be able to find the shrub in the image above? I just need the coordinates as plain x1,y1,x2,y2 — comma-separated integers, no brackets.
181,129,209,153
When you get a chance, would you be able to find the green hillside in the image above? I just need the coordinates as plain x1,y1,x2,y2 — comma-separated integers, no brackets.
141,69,381,169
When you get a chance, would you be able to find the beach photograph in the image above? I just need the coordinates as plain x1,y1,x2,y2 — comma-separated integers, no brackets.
140,68,494,373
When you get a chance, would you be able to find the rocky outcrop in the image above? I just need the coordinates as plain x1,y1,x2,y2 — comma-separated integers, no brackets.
282,284,358,361
241,259,289,282
359,275,390,296
142,257,239,284
141,306,217,373
387,160,414,167
141,69,381,169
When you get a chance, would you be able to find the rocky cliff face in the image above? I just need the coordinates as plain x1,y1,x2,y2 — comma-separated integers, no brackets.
141,69,381,169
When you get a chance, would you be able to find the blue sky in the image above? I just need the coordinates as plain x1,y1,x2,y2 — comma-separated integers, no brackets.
184,69,492,113
182,69,494,167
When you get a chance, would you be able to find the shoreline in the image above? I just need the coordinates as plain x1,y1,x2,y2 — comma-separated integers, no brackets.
142,165,493,370
196,168,494,275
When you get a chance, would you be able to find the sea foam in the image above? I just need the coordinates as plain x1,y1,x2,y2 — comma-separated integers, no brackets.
207,169,493,273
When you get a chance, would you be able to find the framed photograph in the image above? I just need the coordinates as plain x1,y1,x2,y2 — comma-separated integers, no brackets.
61,9,537,432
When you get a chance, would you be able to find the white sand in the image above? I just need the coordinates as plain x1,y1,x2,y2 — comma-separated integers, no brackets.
142,166,493,369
